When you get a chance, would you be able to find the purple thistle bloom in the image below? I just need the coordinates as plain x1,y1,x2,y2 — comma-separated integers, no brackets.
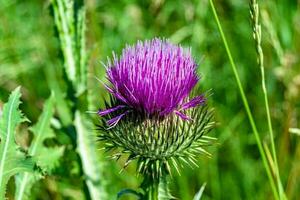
98,38,205,126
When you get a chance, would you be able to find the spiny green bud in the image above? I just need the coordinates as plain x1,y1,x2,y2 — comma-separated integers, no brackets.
97,97,215,179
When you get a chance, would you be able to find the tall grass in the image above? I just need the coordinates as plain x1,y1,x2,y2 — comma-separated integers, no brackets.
249,1,286,199
209,0,284,199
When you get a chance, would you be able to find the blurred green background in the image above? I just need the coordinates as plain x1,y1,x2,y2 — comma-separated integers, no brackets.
0,0,299,199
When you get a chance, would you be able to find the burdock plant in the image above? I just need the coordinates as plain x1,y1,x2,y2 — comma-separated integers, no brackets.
97,38,215,199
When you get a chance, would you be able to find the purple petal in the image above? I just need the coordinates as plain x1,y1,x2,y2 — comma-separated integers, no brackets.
174,110,191,121
107,111,129,128
98,105,126,116
180,95,206,110
96,77,115,94
105,38,200,117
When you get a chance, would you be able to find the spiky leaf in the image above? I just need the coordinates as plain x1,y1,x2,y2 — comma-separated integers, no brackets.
0,87,35,199
14,93,64,200
51,0,87,95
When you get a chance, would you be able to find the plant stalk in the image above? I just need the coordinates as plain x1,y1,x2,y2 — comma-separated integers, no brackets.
208,0,279,199
141,173,171,200
249,1,286,199
144,179,159,200
51,0,108,199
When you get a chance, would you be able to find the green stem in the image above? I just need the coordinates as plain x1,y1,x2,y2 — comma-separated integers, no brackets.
145,179,159,200
142,174,171,200
249,1,286,199
208,1,279,200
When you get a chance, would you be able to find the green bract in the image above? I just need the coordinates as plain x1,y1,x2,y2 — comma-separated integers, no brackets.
98,97,215,179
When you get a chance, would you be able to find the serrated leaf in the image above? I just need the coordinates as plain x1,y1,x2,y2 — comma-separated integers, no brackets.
0,87,35,199
52,0,76,84
15,93,64,200
52,0,87,95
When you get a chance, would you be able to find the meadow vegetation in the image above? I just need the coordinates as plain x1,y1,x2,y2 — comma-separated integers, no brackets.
0,0,299,199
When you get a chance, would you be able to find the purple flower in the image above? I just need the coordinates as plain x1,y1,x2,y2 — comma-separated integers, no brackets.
98,38,205,127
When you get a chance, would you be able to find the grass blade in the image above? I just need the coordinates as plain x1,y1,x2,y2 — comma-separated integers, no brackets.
208,1,279,199
249,1,286,199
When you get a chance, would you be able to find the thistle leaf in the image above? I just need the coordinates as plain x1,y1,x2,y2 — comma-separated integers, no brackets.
14,92,64,200
51,0,87,95
51,0,76,84
0,87,35,199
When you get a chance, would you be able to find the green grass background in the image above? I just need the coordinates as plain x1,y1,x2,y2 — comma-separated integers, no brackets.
0,0,299,199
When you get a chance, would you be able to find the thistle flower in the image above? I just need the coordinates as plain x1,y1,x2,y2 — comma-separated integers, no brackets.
97,38,215,198
98,38,206,127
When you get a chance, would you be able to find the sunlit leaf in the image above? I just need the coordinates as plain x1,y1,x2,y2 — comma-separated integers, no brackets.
14,92,64,200
0,87,35,199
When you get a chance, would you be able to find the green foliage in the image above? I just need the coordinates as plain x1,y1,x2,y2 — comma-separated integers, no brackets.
51,0,87,95
14,93,64,200
209,0,280,199
1,0,300,199
51,0,108,199
250,1,285,199
0,87,35,199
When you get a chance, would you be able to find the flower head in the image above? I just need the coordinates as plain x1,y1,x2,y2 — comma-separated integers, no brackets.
97,38,215,178
98,38,205,126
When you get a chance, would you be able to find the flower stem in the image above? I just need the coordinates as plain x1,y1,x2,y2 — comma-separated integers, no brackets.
208,0,279,199
141,172,172,200
143,179,159,200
